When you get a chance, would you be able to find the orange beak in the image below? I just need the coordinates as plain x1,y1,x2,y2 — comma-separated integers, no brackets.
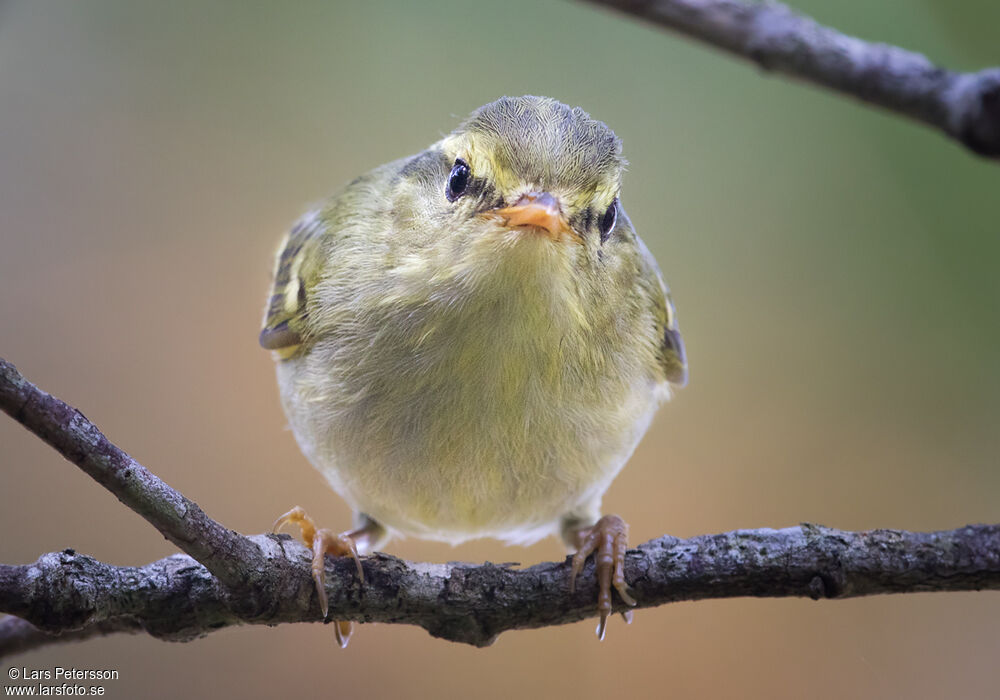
488,192,572,240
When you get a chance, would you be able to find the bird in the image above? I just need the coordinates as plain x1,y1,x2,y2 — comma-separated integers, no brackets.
261,95,687,646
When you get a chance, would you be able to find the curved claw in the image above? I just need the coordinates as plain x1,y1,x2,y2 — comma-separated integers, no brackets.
273,506,316,540
271,506,366,646
334,620,353,649
567,514,637,640
310,528,364,619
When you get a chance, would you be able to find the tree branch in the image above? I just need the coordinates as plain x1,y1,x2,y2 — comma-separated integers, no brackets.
0,616,144,659
579,0,1000,158
2,524,999,658
2,356,999,659
0,358,268,593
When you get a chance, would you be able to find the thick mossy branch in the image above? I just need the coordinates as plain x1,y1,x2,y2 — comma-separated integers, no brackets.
580,0,1000,158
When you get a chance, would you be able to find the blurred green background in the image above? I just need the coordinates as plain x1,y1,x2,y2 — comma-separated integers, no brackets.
1,1,998,698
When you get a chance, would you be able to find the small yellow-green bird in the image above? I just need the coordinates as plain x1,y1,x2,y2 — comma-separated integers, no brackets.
261,95,686,645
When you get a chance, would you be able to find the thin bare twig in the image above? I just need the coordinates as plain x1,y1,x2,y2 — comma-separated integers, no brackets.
579,0,1000,158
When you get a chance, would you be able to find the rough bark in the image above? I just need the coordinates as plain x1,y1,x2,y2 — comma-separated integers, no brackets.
580,0,1000,158
2,357,999,659
2,524,998,658
0,359,269,593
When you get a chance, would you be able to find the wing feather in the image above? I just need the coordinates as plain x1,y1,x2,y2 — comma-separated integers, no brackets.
259,212,326,356
636,233,687,387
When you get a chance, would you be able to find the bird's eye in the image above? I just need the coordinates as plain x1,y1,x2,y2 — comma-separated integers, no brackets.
599,199,618,242
446,158,471,202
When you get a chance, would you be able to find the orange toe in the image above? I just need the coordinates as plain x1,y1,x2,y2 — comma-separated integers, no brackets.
567,514,637,640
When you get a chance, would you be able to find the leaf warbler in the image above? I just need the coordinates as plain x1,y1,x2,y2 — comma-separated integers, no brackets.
262,95,687,645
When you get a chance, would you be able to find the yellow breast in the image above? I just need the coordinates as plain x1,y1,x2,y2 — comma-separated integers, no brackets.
276,224,666,544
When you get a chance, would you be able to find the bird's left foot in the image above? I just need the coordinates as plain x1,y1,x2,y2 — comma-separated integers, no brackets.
271,506,364,647
568,514,637,640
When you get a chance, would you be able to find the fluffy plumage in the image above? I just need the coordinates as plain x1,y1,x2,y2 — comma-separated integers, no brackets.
262,95,686,548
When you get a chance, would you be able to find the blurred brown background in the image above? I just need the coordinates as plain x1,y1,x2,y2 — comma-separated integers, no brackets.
1,1,998,698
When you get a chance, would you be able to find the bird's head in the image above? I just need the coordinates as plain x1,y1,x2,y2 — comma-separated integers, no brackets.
436,95,627,249
375,96,651,323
